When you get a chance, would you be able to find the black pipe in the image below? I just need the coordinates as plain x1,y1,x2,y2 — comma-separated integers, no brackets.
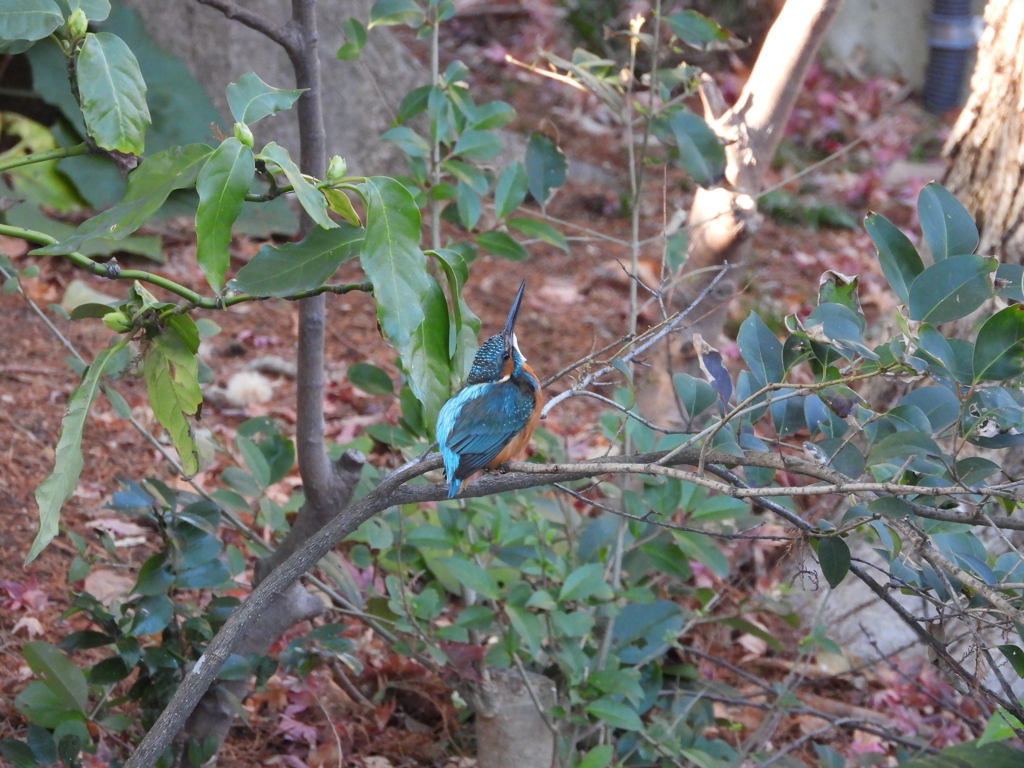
923,0,981,114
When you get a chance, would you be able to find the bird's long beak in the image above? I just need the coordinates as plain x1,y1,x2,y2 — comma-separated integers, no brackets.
504,280,526,339
503,280,526,355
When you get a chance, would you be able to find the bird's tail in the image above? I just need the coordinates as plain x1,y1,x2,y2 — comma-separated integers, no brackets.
447,477,461,498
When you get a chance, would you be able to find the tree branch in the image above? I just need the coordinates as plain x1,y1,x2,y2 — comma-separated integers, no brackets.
196,0,298,52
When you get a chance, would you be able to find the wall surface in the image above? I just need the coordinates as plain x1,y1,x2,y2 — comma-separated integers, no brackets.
120,0,423,175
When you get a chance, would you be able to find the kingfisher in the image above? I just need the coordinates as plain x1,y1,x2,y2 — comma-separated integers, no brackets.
436,280,543,498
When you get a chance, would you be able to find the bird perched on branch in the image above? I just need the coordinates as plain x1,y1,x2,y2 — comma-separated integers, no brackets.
436,280,543,498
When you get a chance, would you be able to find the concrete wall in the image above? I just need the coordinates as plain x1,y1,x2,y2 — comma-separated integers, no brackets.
119,0,423,175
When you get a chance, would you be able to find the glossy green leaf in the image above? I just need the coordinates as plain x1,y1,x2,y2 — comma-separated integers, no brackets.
559,563,606,602
88,655,132,685
358,177,449,426
428,248,481,379
997,645,1024,678
663,9,733,49
908,254,996,324
865,212,924,306
129,594,173,636
195,137,254,293
737,311,783,386
435,557,499,600
867,497,913,518
443,159,488,193
476,231,528,260
395,85,431,123
231,224,362,297
381,125,430,158
996,263,1024,302
578,745,614,768
673,372,717,418
469,100,515,130
900,386,961,430
14,682,81,729
456,181,481,230
368,0,425,27
586,697,643,731
817,537,850,588
896,741,1024,767
135,553,174,595
453,129,503,161
611,600,684,664
0,0,62,43
524,133,566,208
226,72,304,125
664,110,724,187
867,430,942,465
335,17,367,60
494,161,528,219
973,305,1024,382
506,604,543,655
506,217,568,252
260,142,336,230
76,32,150,155
33,144,213,256
348,363,394,396
143,330,202,476
323,188,361,226
22,642,88,713
28,344,122,562
918,182,979,261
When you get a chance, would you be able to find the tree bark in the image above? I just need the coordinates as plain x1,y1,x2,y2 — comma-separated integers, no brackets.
943,0,1024,263
637,0,845,426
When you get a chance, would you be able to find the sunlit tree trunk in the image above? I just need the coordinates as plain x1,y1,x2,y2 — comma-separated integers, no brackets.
943,0,1024,262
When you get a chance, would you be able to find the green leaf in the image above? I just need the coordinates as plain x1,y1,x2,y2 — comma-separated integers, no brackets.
817,537,850,588
14,682,81,729
585,697,643,731
237,435,271,488
443,159,488,193
28,344,122,563
559,563,606,602
663,9,732,49
506,218,568,253
428,248,481,379
494,162,528,219
673,372,717,418
505,605,543,656
22,641,88,713
395,85,431,123
231,224,362,297
973,305,1024,382
76,32,151,155
358,177,449,427
381,125,430,158
896,741,1024,767
195,137,255,293
335,17,367,60
737,311,783,387
918,182,979,261
226,72,304,125
867,430,942,465
323,188,361,226
435,557,499,600
997,645,1024,678
578,745,614,768
77,0,112,22
664,111,724,187
368,0,425,28
348,363,394,396
908,254,996,324
88,655,132,685
135,552,175,595
865,212,924,306
129,594,173,636
453,129,503,161
469,100,515,130
456,181,481,230
260,142,336,230
867,497,914,518
0,0,62,43
33,144,213,256
524,133,566,208
143,331,202,476
476,231,528,260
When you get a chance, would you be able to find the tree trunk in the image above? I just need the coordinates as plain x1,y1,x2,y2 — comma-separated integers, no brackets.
637,0,845,426
943,0,1024,263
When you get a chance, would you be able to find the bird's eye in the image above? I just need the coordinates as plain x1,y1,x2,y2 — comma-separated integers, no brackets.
502,352,510,361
